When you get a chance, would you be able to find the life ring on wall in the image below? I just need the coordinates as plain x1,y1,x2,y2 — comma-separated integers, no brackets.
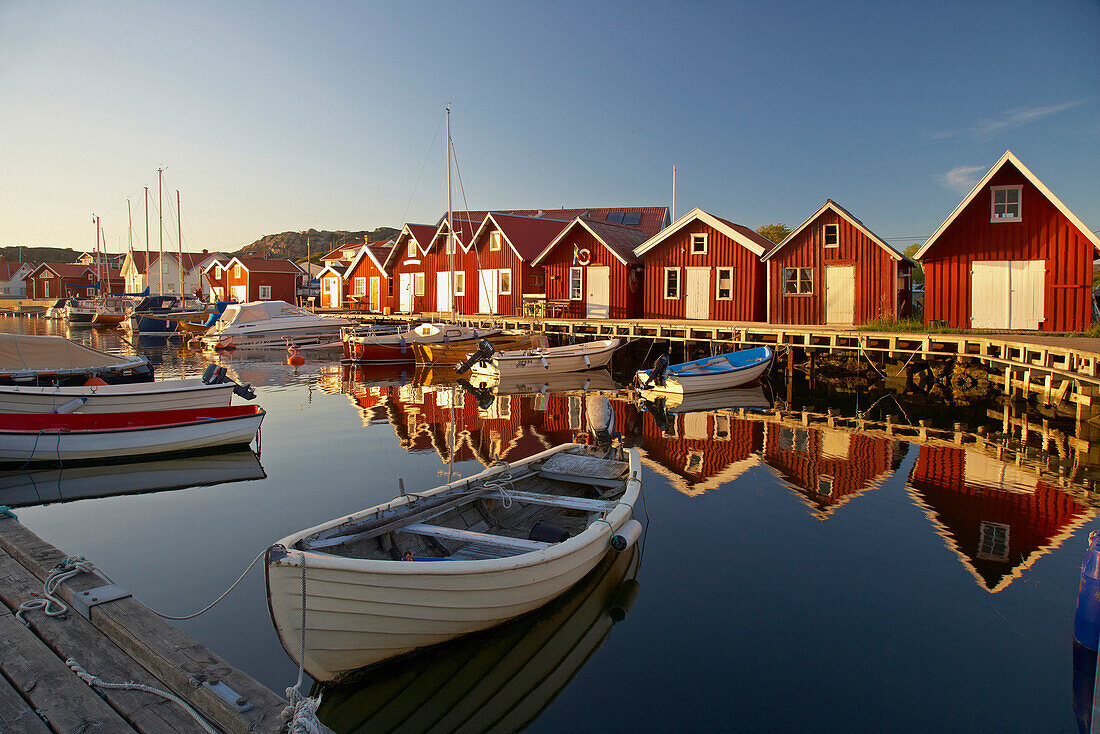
628,268,640,293
577,248,592,266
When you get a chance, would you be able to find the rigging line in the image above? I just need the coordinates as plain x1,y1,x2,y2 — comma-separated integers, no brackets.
451,136,493,305
400,110,445,227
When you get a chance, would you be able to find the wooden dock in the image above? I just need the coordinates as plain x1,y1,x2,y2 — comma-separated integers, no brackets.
0,517,287,733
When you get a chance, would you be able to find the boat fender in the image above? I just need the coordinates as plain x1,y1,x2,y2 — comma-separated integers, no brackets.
540,354,549,370
232,383,256,401
529,520,570,544
54,397,87,414
84,376,108,387
1074,530,1100,650
610,519,643,552
287,347,305,367
609,579,641,623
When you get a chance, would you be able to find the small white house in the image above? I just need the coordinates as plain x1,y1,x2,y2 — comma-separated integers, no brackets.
0,259,33,297
120,250,226,297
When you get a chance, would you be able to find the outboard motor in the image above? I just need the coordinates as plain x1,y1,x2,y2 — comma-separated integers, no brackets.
232,383,256,401
455,339,497,375
586,395,616,446
457,378,496,410
644,353,670,388
201,364,229,385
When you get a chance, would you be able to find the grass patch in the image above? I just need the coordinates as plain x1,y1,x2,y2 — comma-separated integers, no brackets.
857,317,967,334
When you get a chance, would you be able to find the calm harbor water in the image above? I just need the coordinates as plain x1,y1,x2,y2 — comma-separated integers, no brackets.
2,315,1097,733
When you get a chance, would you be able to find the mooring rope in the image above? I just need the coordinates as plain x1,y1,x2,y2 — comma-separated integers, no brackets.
144,549,267,621
280,551,330,734
66,658,219,734
15,556,99,624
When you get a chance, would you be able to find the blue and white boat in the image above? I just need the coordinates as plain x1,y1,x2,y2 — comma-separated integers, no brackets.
635,346,773,395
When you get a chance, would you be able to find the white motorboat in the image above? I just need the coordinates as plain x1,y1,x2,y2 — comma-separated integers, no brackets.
468,339,623,378
0,334,153,387
201,300,355,350
0,405,265,463
265,443,643,682
635,346,774,395
44,299,71,319
0,370,251,413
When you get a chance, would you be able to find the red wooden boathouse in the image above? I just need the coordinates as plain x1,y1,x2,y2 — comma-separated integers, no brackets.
423,218,481,315
531,217,648,319
469,213,570,316
384,224,442,314
914,150,1099,331
763,200,913,325
343,241,395,312
24,263,96,299
633,208,771,321
206,257,301,303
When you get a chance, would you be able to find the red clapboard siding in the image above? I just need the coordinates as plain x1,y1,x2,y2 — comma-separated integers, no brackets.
472,226,542,316
641,222,766,321
922,162,1094,331
767,208,903,325
542,228,644,319
641,414,764,494
344,250,392,312
908,444,1090,590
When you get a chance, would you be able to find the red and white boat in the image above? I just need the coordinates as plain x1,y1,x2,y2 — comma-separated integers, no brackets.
342,323,500,363
0,405,265,463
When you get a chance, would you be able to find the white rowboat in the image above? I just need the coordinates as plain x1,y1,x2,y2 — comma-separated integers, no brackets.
635,346,773,395
265,443,642,682
469,339,623,378
0,377,237,414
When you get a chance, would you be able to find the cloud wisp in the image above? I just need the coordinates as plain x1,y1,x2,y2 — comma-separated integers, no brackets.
937,164,988,194
931,99,1085,140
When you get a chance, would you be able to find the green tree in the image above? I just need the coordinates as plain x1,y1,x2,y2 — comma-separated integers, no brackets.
903,243,924,287
755,223,791,244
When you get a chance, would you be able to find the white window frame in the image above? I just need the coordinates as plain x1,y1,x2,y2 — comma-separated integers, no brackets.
453,271,465,296
343,249,356,259
716,267,733,300
490,231,503,251
498,269,512,295
354,277,366,296
214,265,222,278
258,285,272,300
978,521,1011,560
664,267,680,299
234,264,242,278
991,185,1022,223
824,223,839,248
413,272,425,297
690,233,708,255
42,271,53,278
407,240,417,257
569,267,583,300
445,236,456,255
782,267,813,295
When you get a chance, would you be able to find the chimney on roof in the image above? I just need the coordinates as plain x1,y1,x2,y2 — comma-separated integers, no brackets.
202,248,208,254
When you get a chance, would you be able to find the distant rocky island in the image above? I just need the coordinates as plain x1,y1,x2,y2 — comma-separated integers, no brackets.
235,227,400,263
1,227,401,265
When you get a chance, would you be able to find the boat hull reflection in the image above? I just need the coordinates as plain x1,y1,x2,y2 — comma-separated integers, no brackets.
0,448,266,507
317,544,641,734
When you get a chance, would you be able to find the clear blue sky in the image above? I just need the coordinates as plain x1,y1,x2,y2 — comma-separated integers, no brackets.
1,0,1097,255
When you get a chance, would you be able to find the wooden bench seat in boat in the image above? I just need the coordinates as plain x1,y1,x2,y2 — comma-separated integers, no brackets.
537,453,626,488
490,489,618,513
396,522,552,552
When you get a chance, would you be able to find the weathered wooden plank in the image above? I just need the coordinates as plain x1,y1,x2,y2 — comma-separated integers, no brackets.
0,519,285,734
0,667,49,734
397,522,551,551
0,549,210,733
0,610,137,733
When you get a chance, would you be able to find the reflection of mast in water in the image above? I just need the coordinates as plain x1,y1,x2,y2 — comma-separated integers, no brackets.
315,545,643,734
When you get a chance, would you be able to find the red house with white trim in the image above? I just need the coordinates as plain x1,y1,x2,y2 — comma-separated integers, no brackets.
385,224,442,314
532,217,647,319
343,241,395,312
24,263,96,299
423,218,481,315
469,213,571,316
633,208,771,321
205,257,302,303
915,150,1099,331
763,200,912,325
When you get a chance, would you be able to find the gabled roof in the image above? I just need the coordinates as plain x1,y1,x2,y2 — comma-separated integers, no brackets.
342,241,394,281
27,262,95,279
472,212,571,262
762,200,908,262
427,219,481,254
0,260,30,281
146,251,221,271
224,257,303,274
914,150,1100,260
532,216,647,266
384,224,439,271
450,206,669,238
320,244,363,262
318,264,349,279
634,207,772,259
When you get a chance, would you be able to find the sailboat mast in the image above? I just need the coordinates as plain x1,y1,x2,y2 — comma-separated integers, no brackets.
144,187,150,295
177,190,184,299
446,105,454,319
93,214,100,298
158,168,164,295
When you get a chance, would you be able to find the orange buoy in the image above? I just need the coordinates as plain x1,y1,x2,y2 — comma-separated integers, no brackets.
84,376,108,386
287,346,305,366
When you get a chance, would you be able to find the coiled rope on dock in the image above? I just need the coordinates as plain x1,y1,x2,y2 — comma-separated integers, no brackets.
65,658,219,734
15,555,97,624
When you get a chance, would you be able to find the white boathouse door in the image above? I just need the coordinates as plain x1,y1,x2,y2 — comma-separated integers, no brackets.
231,285,248,303
825,266,855,324
436,272,454,313
399,273,414,313
971,260,1044,329
586,266,610,318
685,267,710,319
479,269,498,314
